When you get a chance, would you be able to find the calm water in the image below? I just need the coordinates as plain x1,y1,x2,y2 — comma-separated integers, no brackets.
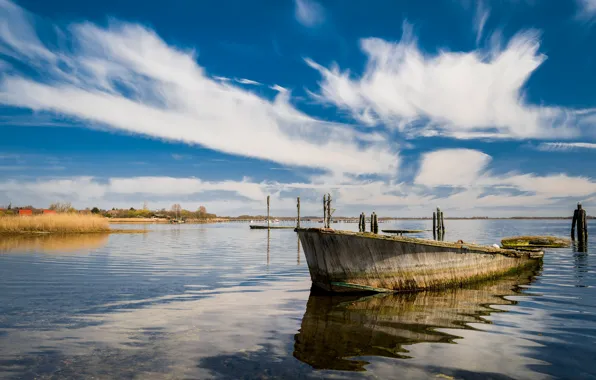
0,220,594,379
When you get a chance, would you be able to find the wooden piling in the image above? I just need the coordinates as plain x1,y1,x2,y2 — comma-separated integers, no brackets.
432,212,436,232
326,193,332,228
297,197,301,229
440,210,445,232
267,195,270,229
572,203,588,243
374,213,379,234
323,194,327,228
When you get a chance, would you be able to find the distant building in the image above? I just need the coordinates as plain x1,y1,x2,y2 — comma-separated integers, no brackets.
42,209,57,215
18,209,33,216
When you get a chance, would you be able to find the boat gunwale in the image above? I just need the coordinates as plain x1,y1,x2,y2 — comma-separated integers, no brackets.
295,227,543,258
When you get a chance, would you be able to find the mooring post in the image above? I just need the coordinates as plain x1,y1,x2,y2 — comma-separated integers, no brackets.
361,212,366,232
440,210,445,232
358,213,362,232
267,195,270,229
374,213,379,233
432,211,437,232
323,194,327,228
296,197,301,229
327,193,332,228
572,202,588,243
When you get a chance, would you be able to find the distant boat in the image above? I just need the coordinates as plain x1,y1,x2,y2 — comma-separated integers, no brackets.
296,228,543,293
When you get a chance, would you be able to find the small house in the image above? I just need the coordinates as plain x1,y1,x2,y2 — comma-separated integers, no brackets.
18,209,33,216
42,209,57,215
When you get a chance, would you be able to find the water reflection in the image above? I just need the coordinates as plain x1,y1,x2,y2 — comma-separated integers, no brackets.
294,270,538,372
0,233,109,254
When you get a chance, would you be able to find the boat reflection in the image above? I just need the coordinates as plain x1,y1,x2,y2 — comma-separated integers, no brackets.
0,233,109,254
293,269,538,371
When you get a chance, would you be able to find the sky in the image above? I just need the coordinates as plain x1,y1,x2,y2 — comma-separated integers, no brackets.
1,0,596,217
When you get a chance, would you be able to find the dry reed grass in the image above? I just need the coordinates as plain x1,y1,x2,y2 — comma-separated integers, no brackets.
0,214,111,234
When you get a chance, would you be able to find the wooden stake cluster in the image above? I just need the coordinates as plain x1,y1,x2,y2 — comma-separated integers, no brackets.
370,212,378,234
571,202,588,245
358,212,366,232
296,197,301,229
433,207,445,240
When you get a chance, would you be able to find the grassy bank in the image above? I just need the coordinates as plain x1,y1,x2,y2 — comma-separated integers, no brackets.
0,214,111,234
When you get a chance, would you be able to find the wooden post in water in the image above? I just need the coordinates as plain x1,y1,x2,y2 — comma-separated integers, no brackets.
374,213,379,233
296,197,301,229
572,202,588,244
432,211,437,233
323,194,327,228
326,193,332,228
440,209,445,232
267,195,270,229
370,212,374,233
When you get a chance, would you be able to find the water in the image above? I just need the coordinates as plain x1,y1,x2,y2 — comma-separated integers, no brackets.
0,220,594,379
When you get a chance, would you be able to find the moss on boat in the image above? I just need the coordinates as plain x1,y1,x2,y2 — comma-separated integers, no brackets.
501,235,571,249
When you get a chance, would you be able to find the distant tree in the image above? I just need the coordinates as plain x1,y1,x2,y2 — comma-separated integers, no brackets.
171,204,182,219
49,202,74,213
7,202,11,210
129,207,135,211
198,206,207,214
91,207,100,214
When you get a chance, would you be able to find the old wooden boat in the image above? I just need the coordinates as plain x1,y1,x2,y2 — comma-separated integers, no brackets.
296,228,543,293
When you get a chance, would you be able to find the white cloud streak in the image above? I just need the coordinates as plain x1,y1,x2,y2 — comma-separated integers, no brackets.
0,0,397,177
536,142,596,151
306,22,595,140
474,1,490,45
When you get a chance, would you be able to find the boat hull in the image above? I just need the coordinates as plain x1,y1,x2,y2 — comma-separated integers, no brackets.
296,228,543,293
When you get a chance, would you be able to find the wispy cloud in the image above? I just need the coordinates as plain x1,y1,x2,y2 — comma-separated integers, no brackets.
294,0,325,28
473,1,490,45
234,78,261,86
535,142,596,151
576,0,596,20
0,0,397,177
171,153,191,160
269,84,288,93
306,22,596,140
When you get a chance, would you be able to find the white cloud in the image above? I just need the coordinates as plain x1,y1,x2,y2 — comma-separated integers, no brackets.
306,22,594,139
294,0,324,28
415,149,492,187
0,0,397,177
535,142,596,151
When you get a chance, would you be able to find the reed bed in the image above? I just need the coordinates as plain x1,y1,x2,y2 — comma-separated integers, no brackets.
0,214,111,234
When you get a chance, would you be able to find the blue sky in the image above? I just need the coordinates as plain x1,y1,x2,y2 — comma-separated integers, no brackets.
1,0,596,216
